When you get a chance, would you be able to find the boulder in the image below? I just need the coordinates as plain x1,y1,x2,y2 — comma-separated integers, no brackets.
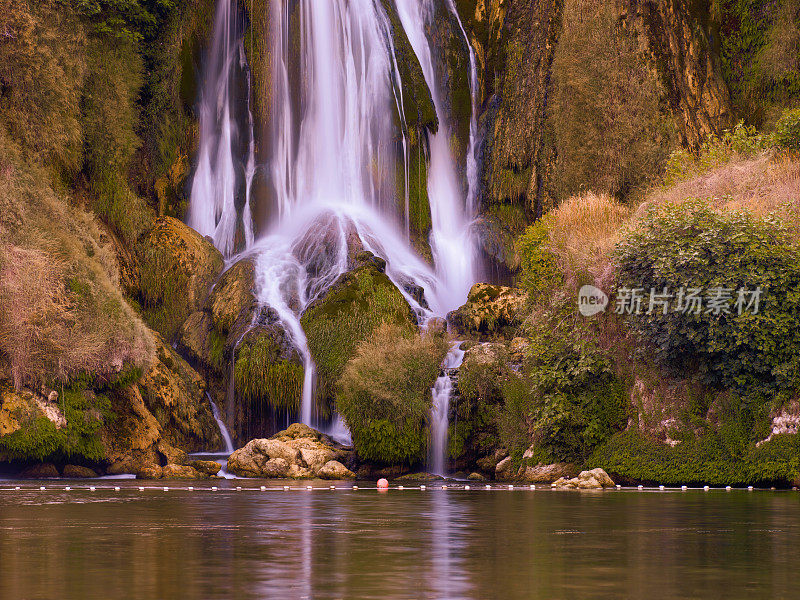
495,456,515,480
317,460,356,480
520,462,578,483
137,465,163,480
20,463,60,478
161,464,203,479
188,460,222,477
552,468,615,490
62,465,99,478
467,472,488,482
447,283,526,340
227,424,351,479
157,441,188,466
396,472,445,482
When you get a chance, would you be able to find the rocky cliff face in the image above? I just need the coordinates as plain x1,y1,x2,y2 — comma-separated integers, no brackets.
620,0,734,150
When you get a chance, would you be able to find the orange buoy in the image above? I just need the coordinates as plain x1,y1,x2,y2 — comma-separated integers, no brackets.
377,478,389,489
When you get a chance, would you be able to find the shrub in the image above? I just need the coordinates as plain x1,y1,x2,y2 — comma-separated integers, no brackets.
337,324,449,465
615,200,800,397
774,108,800,151
663,122,771,185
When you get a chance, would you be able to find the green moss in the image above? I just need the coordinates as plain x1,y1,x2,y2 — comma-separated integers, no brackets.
301,260,416,415
516,220,562,298
448,353,502,461
138,242,191,340
0,387,112,463
234,332,303,413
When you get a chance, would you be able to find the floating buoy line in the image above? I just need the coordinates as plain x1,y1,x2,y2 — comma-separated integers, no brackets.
0,484,790,493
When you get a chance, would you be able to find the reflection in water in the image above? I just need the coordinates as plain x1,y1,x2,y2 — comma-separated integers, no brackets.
0,483,798,599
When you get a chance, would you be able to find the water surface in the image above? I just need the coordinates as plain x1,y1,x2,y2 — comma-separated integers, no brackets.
1,481,797,599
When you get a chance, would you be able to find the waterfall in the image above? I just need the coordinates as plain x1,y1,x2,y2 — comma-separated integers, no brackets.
191,0,480,445
429,342,465,476
188,0,254,256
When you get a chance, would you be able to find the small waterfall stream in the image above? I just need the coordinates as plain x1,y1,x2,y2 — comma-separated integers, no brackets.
429,342,465,476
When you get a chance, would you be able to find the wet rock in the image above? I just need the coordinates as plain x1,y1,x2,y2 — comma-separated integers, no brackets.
62,465,99,478
447,283,525,340
495,456,515,480
262,457,291,478
317,460,356,480
188,460,222,477
552,468,615,490
467,472,488,482
300,252,417,414
161,464,203,479
20,463,60,478
157,441,188,466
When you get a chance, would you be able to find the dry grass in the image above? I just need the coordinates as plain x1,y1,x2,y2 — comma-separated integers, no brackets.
542,192,631,283
0,130,154,389
640,153,800,238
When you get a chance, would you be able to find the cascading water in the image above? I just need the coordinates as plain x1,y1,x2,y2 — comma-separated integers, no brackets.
189,0,255,256
429,342,465,476
192,0,480,445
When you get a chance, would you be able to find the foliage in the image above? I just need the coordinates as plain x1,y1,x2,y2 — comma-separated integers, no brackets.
615,200,800,397
589,429,800,486
337,324,448,465
774,107,800,151
69,0,177,44
0,387,113,462
719,0,800,127
663,122,771,185
517,220,562,298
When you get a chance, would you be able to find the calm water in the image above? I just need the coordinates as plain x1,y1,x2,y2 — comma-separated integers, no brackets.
0,481,798,599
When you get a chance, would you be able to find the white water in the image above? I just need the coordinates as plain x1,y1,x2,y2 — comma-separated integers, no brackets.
429,342,465,476
210,396,235,454
192,0,480,445
188,0,254,256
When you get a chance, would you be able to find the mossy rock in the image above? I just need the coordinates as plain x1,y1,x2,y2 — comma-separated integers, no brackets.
300,252,417,415
209,258,258,338
447,283,525,340
137,335,222,453
138,216,224,340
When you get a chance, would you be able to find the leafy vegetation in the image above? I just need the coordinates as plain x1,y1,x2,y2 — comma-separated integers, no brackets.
338,324,448,465
615,200,800,398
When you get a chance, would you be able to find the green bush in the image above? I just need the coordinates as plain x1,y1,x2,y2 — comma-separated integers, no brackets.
615,200,800,397
516,220,562,298
589,429,800,486
774,108,800,151
337,324,448,465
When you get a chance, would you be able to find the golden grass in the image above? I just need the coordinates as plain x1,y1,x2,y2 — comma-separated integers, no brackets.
541,192,631,283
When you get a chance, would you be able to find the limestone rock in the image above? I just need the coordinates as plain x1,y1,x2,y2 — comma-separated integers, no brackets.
161,463,203,479
188,460,222,477
467,472,488,481
227,424,351,479
495,456,515,480
138,216,224,338
447,284,525,340
62,465,99,478
396,472,444,482
317,460,356,480
552,468,615,490
520,462,578,483
137,465,163,480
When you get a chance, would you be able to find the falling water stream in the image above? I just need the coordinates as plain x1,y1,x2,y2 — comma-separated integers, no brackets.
190,0,479,455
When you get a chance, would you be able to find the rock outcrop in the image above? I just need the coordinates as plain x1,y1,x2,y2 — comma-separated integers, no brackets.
552,468,616,489
227,423,355,479
448,284,525,340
